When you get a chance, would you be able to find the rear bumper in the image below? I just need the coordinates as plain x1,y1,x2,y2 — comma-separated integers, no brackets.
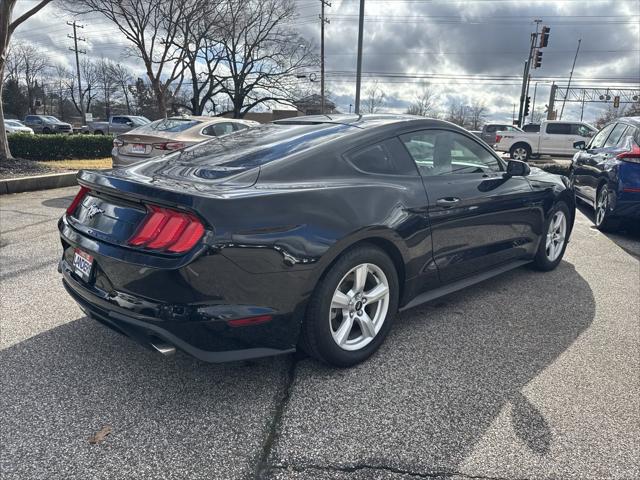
111,148,154,167
60,260,296,362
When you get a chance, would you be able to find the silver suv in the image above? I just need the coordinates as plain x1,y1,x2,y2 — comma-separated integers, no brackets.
23,115,73,135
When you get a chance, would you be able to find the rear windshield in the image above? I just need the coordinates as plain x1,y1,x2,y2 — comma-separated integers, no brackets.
172,123,354,178
146,118,201,132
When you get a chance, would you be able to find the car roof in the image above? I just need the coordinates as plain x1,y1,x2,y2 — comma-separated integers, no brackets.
274,113,465,132
618,116,640,127
168,116,251,123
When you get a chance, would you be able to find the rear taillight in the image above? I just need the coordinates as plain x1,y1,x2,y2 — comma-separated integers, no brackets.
616,143,640,163
495,135,502,144
152,142,186,151
113,138,124,148
227,315,273,328
66,186,89,216
128,205,205,253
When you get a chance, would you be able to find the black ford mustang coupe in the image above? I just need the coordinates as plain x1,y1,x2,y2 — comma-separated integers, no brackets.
59,115,575,367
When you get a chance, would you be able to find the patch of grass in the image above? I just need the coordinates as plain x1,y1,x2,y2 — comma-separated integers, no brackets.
38,158,112,170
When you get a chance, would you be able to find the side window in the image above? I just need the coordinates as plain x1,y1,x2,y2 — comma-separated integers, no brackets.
401,130,501,177
485,125,497,133
546,123,571,135
571,124,592,137
202,123,234,137
233,123,248,131
346,137,415,175
604,124,629,148
589,124,615,149
112,117,125,124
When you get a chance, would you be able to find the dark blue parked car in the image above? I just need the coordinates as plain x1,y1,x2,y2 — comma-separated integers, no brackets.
570,116,640,231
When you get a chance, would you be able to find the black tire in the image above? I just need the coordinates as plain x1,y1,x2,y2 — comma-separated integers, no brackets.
42,127,51,134
510,143,531,162
300,244,399,367
532,201,571,271
94,130,104,135
594,184,620,232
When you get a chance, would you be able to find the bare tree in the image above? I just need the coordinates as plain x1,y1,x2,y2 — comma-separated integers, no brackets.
469,100,486,130
108,63,134,114
364,80,386,114
446,98,468,127
1,0,54,160
67,0,206,117
214,0,318,117
406,85,437,117
9,42,48,114
95,58,119,118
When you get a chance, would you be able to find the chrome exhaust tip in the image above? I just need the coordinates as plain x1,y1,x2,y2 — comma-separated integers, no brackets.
150,341,176,356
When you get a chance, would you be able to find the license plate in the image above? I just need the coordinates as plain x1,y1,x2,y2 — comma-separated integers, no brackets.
73,248,94,281
131,143,146,154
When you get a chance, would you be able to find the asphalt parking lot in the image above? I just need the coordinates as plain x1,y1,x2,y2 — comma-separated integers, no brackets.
1,186,638,480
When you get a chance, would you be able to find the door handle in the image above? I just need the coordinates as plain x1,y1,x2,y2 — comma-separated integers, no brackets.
436,197,460,206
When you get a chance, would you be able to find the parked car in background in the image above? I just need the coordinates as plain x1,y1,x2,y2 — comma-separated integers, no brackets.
23,115,73,134
469,130,482,138
4,119,34,135
480,123,522,145
495,120,597,161
112,116,259,167
60,114,575,367
570,116,640,231
85,115,151,135
522,124,540,133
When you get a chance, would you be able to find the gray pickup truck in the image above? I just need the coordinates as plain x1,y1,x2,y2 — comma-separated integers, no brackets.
86,115,151,135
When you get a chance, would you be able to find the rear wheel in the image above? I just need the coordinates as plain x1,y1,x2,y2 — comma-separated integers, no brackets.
594,184,619,232
532,201,570,271
301,245,399,367
94,130,104,135
510,144,531,162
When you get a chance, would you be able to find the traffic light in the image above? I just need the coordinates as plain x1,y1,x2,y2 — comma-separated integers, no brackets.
524,96,531,117
540,26,550,48
534,50,543,68
614,96,620,108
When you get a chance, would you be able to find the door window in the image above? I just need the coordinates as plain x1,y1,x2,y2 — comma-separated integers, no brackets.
604,123,629,147
546,123,571,135
203,123,235,137
112,117,128,124
588,124,615,149
401,130,502,176
572,124,594,137
233,123,249,131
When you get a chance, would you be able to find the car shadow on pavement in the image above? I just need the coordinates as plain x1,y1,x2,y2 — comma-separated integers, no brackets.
576,203,640,259
0,317,288,479
41,195,76,209
270,260,596,476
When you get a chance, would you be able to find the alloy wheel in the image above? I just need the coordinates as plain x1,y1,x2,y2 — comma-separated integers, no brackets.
329,263,390,351
513,147,528,161
595,188,608,226
545,210,567,262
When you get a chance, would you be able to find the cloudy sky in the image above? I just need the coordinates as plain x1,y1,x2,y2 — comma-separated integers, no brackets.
12,0,640,123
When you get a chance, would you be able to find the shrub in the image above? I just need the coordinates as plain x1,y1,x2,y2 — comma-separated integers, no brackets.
536,163,571,176
8,133,113,161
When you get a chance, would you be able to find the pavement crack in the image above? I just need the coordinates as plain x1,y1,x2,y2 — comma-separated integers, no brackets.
268,463,532,480
253,355,298,480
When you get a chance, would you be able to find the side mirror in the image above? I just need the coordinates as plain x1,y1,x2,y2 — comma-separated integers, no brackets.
573,140,586,150
506,160,530,177
126,121,133,126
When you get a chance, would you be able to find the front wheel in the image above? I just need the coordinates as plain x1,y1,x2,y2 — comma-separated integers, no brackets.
532,201,570,271
42,127,51,134
301,245,399,367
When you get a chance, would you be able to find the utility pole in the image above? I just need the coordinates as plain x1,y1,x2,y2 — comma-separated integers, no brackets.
354,0,365,114
560,38,581,120
67,21,86,124
319,0,330,114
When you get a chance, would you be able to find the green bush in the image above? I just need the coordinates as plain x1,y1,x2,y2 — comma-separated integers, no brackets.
536,163,571,176
8,133,113,160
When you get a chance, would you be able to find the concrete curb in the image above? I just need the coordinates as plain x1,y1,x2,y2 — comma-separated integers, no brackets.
0,172,78,195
